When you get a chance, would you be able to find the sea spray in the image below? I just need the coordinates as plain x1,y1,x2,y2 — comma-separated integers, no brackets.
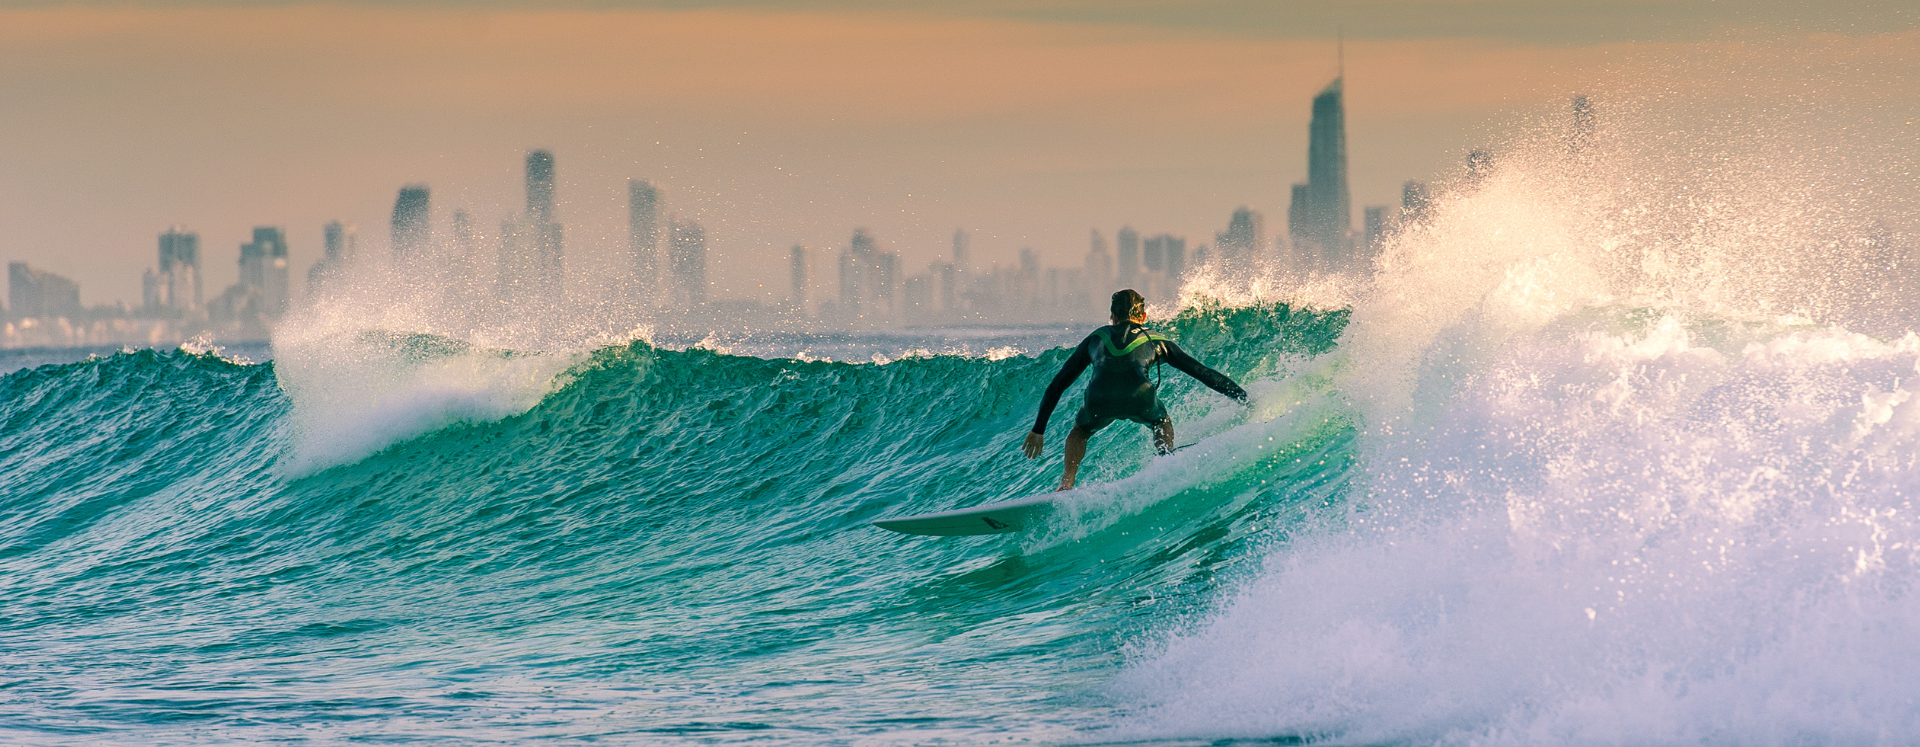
1111,40,1920,745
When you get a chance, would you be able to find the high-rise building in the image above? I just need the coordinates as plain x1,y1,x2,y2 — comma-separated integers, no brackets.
937,262,958,313
1018,247,1040,308
669,217,707,307
876,252,897,314
8,262,80,320
790,244,808,313
239,227,290,317
450,212,473,259
1162,235,1187,283
1303,77,1351,261
157,227,201,312
527,150,555,223
525,150,565,300
630,180,662,289
841,228,878,315
1142,234,1188,297
1216,207,1266,266
309,221,357,293
1363,206,1389,256
1116,226,1140,286
324,221,358,263
498,215,538,301
952,228,970,272
1085,229,1114,294
1287,183,1311,257
391,185,431,260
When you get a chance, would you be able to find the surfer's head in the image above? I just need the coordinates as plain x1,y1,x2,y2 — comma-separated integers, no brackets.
1110,289,1147,325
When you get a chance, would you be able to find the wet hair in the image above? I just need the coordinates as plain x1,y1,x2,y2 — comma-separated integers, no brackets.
1110,289,1146,320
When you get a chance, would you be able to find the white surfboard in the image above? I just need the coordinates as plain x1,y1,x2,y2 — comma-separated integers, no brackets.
871,492,1066,536
874,444,1202,536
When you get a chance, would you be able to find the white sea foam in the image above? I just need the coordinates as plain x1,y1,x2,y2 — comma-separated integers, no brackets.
273,328,585,474
1117,44,1920,744
270,251,634,473
1116,315,1920,744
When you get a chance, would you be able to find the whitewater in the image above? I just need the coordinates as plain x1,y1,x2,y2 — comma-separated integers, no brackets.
5,68,1919,744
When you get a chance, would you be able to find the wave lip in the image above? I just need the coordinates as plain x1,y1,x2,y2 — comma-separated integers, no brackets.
274,330,586,473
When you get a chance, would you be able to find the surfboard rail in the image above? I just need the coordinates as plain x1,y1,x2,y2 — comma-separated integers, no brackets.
870,492,1064,536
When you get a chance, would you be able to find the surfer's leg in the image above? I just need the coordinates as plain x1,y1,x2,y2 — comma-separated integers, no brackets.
1060,425,1092,490
1152,417,1175,455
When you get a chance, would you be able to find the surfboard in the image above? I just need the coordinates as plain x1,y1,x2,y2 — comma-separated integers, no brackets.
870,492,1064,536
873,443,1202,536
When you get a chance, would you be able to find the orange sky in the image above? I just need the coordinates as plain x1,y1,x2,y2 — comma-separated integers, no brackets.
0,4,1914,306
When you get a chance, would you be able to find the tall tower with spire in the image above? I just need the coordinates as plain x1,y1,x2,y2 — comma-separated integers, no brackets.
1302,61,1351,266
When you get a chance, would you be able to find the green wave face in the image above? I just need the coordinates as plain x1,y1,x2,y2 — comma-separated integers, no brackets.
0,303,1351,743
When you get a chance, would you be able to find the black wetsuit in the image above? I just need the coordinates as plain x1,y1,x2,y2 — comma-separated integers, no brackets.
1031,324,1248,435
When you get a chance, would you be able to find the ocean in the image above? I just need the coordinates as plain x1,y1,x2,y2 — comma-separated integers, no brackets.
0,307,1352,745
6,90,1920,745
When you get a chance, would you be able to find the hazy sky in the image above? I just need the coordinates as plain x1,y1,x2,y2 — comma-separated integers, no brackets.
1,0,1915,307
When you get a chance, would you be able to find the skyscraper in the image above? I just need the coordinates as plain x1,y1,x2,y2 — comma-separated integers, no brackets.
876,252,897,315
391,185,431,260
952,228,970,272
1142,234,1188,298
238,227,290,317
1018,247,1040,309
158,227,201,312
526,150,565,300
8,262,80,321
841,228,877,314
309,221,356,293
1216,207,1266,266
790,244,808,313
1303,77,1351,260
1085,229,1114,293
450,212,473,259
498,215,538,301
527,150,555,223
324,221,357,263
669,217,707,307
630,180,662,289
1287,183,1311,254
1161,235,1187,283
1363,205,1388,255
1116,226,1140,286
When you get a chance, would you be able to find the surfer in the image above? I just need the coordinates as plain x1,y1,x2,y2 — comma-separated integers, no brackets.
1022,289,1248,490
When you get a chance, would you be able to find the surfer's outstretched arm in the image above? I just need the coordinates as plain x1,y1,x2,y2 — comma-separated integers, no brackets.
1024,339,1094,458
1161,341,1249,403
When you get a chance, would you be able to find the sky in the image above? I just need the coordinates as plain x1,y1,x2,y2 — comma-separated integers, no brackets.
1,0,1915,308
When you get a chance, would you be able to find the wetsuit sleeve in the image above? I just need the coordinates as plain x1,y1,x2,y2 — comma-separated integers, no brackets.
1160,341,1249,403
1032,338,1094,434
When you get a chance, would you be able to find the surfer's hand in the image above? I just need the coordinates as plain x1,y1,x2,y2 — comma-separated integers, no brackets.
1023,431,1044,459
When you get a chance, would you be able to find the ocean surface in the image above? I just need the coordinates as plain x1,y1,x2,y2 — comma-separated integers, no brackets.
0,306,1354,745
7,93,1920,744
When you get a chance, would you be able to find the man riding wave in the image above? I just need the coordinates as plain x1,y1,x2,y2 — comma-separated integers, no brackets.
1022,289,1248,490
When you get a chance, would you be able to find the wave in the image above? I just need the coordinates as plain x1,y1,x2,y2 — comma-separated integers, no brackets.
0,302,1350,743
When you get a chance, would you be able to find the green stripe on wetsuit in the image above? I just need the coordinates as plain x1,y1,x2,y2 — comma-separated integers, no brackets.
1091,328,1168,357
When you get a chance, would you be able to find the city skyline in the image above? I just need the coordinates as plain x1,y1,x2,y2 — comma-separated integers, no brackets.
2,4,1914,316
